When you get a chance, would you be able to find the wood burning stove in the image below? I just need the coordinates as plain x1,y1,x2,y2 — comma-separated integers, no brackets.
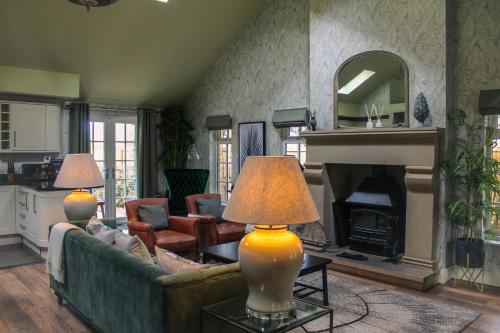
345,176,405,257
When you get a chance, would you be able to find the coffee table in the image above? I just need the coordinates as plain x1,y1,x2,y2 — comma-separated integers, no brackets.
200,241,332,305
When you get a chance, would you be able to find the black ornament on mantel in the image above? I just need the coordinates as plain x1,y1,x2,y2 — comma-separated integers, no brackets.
413,92,430,127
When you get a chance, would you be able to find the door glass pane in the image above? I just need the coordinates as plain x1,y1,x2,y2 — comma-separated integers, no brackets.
114,122,136,219
90,121,106,219
115,123,125,141
126,124,135,141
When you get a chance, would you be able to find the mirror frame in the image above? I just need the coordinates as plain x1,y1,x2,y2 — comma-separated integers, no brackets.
333,50,409,129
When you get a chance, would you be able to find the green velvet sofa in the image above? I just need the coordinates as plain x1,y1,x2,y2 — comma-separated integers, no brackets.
49,228,247,333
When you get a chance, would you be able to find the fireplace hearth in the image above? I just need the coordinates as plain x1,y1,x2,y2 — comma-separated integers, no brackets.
345,175,405,257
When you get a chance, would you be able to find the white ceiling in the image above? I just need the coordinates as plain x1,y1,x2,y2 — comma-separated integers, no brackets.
0,0,265,106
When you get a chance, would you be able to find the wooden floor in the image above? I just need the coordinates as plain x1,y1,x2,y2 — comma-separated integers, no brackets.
0,263,499,333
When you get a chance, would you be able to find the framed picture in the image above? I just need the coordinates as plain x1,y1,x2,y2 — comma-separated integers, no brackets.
238,121,266,171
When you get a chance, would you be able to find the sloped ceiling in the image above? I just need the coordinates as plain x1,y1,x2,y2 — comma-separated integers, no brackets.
0,0,264,106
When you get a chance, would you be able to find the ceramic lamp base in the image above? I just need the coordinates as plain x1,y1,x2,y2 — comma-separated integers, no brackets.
63,189,97,221
239,225,303,320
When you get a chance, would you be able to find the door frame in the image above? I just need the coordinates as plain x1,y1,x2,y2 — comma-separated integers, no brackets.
90,112,137,219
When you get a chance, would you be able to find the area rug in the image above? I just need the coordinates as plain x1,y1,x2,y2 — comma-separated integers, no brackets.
0,243,44,269
293,272,480,333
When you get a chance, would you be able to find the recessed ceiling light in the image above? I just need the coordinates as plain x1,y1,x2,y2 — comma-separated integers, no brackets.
338,70,375,95
156,0,169,3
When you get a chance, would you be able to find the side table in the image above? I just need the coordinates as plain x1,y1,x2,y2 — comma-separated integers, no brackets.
202,296,333,333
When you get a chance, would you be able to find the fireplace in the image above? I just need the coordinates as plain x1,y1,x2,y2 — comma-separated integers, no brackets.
345,174,405,257
301,128,444,290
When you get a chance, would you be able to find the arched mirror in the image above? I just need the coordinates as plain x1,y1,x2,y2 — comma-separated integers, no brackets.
334,51,408,129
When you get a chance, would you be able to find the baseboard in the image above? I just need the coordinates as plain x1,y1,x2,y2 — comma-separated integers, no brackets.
0,234,21,246
21,237,47,259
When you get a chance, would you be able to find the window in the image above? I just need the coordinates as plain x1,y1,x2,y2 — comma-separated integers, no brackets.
283,126,307,166
215,129,232,202
490,116,500,235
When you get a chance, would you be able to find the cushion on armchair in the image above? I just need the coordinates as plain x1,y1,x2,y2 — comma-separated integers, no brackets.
138,204,169,230
197,197,225,223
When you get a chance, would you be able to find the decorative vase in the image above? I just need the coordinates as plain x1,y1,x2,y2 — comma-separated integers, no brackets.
366,120,373,129
455,238,484,269
376,119,383,128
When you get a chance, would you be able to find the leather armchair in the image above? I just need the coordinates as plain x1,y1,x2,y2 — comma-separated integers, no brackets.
185,194,246,247
126,198,200,260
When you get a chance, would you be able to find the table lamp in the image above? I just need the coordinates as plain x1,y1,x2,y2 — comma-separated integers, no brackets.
54,154,105,221
222,156,319,320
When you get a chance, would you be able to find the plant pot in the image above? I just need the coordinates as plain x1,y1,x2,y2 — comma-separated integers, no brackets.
455,237,484,268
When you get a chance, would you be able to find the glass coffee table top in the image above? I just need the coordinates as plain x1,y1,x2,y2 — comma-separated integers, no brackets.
202,296,332,333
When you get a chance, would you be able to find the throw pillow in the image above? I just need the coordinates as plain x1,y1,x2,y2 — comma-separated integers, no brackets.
114,232,154,264
137,205,169,230
86,216,104,235
94,228,118,245
197,197,225,223
154,246,211,274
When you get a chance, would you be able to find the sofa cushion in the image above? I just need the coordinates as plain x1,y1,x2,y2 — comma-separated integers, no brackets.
197,197,225,223
114,232,154,264
138,204,169,230
155,246,210,274
94,228,118,245
86,218,109,235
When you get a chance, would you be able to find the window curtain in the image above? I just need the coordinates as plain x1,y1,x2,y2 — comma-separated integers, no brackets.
68,102,90,154
136,108,158,198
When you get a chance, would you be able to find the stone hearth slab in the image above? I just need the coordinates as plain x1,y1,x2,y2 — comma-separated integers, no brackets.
307,248,438,291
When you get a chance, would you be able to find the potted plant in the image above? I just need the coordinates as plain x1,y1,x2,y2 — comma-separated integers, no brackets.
157,106,209,215
444,109,499,270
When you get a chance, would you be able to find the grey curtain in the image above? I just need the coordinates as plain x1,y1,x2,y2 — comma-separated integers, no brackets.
136,108,158,198
69,102,90,154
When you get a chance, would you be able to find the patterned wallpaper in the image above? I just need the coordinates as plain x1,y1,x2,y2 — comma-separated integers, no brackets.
185,0,310,185
309,0,447,130
184,0,500,282
452,0,500,276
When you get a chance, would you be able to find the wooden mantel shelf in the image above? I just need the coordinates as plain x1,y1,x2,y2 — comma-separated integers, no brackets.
302,127,444,141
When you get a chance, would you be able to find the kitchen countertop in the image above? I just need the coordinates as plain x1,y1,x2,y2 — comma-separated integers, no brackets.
0,174,67,192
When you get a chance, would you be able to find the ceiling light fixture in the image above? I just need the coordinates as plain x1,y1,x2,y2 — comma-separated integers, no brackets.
66,0,119,12
338,70,375,95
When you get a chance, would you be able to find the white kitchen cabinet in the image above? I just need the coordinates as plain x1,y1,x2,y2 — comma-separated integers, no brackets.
16,186,30,237
45,105,61,151
10,103,46,151
0,102,61,152
16,186,68,249
0,186,16,235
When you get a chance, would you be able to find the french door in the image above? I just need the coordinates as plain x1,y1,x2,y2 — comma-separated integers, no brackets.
89,115,137,220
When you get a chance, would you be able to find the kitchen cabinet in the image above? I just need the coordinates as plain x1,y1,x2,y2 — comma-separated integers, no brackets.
10,103,46,151
15,186,68,251
45,105,61,151
0,186,16,235
0,102,61,152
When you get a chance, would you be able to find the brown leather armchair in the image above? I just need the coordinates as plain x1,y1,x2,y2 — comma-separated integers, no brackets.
185,194,246,247
126,198,200,260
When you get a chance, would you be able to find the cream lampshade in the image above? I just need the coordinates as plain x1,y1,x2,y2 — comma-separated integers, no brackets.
222,156,319,320
54,154,105,221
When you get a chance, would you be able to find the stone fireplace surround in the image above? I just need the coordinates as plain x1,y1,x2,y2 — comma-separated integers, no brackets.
302,128,444,290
